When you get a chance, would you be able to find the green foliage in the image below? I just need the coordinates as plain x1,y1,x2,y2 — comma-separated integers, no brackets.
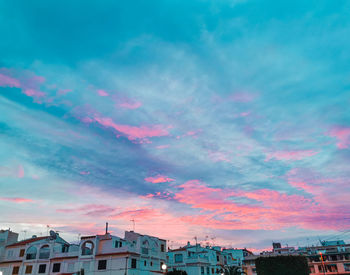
255,255,309,275
224,266,246,275
166,270,188,275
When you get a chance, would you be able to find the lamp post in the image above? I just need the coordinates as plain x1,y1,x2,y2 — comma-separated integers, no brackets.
162,264,167,273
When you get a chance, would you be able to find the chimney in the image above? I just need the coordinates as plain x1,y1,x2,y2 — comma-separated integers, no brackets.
105,222,109,234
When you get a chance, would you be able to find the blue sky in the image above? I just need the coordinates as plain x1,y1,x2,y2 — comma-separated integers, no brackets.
1,0,350,250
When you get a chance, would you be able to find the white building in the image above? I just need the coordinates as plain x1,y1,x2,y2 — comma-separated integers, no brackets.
222,249,253,267
0,230,19,262
0,229,167,275
167,242,238,275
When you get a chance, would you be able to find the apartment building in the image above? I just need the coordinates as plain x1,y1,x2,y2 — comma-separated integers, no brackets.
243,240,350,275
222,248,253,267
0,229,167,275
167,242,238,275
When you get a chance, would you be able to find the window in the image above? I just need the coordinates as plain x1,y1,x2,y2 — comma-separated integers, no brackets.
216,255,219,261
25,265,33,274
150,261,153,266
12,266,20,275
161,244,165,252
131,258,137,269
175,254,183,263
81,241,94,255
201,267,204,274
142,247,149,254
98,260,107,270
19,249,25,257
160,262,164,270
26,246,37,260
38,264,46,274
144,260,147,266
207,267,210,274
115,240,123,248
52,263,61,273
39,245,50,259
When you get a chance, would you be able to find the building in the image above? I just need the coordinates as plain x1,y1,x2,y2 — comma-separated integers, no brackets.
0,228,167,275
0,230,19,261
167,242,239,275
300,241,350,274
222,248,253,267
242,240,350,275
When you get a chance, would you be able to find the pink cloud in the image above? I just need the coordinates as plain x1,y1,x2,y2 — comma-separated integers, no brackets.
239,111,251,117
110,208,158,220
17,165,24,178
30,75,45,84
172,179,350,231
176,129,202,140
97,89,109,96
56,204,115,216
0,73,21,88
94,116,170,140
328,126,350,149
208,151,231,163
0,197,33,203
23,89,46,97
141,191,173,200
80,171,90,175
265,150,318,161
144,176,175,183
156,145,170,149
0,165,25,178
118,101,142,109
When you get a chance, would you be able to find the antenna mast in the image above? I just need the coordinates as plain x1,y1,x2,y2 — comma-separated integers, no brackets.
130,219,135,231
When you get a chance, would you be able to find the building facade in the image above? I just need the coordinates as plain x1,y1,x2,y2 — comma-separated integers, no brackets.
242,241,350,275
167,242,239,275
0,229,167,275
222,249,253,267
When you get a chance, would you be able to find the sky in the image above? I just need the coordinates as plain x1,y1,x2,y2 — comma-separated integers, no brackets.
1,0,350,251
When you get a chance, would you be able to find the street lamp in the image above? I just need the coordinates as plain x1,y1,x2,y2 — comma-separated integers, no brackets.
162,264,167,272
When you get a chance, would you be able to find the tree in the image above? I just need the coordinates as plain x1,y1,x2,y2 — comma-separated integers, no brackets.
224,266,246,275
255,255,309,275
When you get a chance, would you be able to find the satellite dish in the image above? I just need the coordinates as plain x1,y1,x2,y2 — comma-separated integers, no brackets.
50,230,57,239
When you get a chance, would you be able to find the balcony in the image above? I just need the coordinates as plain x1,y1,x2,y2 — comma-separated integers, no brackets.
186,255,209,264
52,251,79,259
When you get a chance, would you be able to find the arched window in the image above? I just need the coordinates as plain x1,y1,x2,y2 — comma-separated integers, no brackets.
39,245,50,259
26,246,37,260
81,241,94,255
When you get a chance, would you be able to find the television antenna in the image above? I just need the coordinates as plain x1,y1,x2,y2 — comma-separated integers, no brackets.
130,219,135,231
21,230,27,240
